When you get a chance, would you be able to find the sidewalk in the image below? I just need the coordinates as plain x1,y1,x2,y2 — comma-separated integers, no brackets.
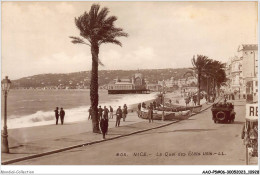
2,101,214,164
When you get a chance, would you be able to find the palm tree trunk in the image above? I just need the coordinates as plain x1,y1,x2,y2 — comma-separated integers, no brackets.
213,78,216,99
207,76,209,102
197,71,201,105
90,43,100,133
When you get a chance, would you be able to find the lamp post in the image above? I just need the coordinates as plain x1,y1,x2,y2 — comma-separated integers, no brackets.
1,76,11,153
162,80,165,121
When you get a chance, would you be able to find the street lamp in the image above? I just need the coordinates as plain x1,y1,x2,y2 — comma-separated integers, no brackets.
162,80,165,121
1,76,11,153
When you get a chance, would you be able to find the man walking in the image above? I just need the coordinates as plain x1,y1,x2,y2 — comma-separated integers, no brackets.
60,107,65,125
148,106,153,123
103,106,109,120
115,106,122,127
109,106,113,119
137,103,141,117
54,107,59,125
100,115,108,139
98,106,103,122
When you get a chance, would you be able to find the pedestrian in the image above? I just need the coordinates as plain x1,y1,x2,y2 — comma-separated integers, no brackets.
123,104,128,122
88,107,92,120
103,106,109,120
239,93,240,99
193,95,197,106
109,106,113,119
138,103,141,111
99,115,108,139
148,106,153,123
153,101,156,109
142,102,146,108
54,107,59,125
60,107,65,125
137,103,141,117
185,97,189,106
98,106,103,122
115,106,122,127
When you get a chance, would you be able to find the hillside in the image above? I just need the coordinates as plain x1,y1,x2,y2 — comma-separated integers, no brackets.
11,68,191,89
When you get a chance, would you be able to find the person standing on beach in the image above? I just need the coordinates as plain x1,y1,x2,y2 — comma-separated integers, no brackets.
115,106,122,127
99,115,108,139
98,106,103,122
122,104,128,122
109,106,113,119
60,108,65,125
54,107,59,125
88,107,92,120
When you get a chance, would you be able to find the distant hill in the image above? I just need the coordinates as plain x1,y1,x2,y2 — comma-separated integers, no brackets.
11,68,191,89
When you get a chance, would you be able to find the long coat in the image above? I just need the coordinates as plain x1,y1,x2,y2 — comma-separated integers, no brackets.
100,118,108,134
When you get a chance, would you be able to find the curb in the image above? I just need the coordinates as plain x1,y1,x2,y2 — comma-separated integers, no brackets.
2,121,178,165
2,100,218,165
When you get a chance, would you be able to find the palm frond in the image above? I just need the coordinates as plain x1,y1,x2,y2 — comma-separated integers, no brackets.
69,36,90,46
99,38,122,46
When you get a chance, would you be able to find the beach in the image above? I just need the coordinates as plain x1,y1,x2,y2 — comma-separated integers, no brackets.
2,89,158,129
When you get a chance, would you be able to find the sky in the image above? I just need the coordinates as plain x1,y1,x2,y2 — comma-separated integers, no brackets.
2,1,258,80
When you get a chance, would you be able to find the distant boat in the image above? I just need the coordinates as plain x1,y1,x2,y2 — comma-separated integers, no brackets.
138,109,191,120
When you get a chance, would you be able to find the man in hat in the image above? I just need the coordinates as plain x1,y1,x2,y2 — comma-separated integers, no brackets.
98,106,103,122
103,106,109,120
100,115,109,139
115,106,122,127
60,107,65,125
54,107,59,125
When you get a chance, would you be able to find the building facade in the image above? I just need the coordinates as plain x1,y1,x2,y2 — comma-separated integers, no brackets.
238,44,258,102
225,44,258,102
107,73,147,91
229,56,243,93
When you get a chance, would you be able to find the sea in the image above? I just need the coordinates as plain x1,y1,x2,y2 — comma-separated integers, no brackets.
1,89,157,129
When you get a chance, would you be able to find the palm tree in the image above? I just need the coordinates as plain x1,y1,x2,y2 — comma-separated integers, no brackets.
70,4,128,133
191,55,211,105
206,60,226,99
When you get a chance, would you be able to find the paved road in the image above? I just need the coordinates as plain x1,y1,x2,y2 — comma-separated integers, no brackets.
13,100,249,165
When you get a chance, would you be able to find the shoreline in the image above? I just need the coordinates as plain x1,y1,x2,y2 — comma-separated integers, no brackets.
5,91,189,131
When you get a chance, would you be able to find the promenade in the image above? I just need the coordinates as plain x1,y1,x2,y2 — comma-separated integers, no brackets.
4,98,255,165
2,98,212,165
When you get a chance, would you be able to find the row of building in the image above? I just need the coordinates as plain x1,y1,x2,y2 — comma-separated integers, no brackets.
225,44,258,102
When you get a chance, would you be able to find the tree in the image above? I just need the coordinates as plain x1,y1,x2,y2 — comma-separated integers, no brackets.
191,55,211,105
70,4,128,133
206,60,226,98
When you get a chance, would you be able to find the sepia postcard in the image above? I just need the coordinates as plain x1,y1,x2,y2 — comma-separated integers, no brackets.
1,1,259,174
